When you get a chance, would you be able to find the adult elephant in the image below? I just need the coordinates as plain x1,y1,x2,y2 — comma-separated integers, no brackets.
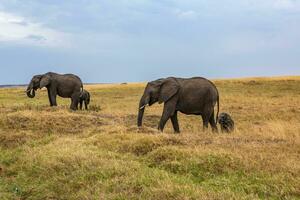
137,77,219,133
26,72,83,110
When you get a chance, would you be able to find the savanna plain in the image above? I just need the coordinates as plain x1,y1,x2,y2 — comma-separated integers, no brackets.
0,76,299,200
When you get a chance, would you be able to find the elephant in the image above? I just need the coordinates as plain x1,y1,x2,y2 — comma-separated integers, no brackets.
26,72,83,110
137,77,219,133
218,112,234,133
79,89,90,110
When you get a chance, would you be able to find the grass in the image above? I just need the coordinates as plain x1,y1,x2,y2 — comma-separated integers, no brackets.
0,76,299,199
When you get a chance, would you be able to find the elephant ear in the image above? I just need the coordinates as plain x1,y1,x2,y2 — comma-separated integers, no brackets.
158,78,179,103
39,75,51,88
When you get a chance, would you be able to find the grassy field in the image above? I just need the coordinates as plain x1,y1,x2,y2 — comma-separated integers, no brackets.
0,76,299,199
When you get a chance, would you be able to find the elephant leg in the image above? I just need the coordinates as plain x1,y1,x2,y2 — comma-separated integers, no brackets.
158,113,170,132
201,115,209,131
79,100,83,110
209,111,218,133
201,107,213,132
49,88,57,106
47,89,53,106
158,104,175,132
70,93,79,110
52,96,57,106
84,101,88,110
170,111,180,133
70,98,77,110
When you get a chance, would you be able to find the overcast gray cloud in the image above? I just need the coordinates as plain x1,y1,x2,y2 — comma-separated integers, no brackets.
0,0,299,84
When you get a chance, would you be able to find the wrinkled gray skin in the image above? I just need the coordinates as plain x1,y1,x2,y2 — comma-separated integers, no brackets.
137,77,219,133
26,72,83,110
79,89,90,110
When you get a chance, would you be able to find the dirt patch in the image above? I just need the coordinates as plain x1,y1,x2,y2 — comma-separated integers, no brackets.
123,114,161,129
2,112,110,135
4,104,65,113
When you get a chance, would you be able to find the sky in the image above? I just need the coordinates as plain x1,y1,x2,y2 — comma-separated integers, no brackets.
0,0,300,84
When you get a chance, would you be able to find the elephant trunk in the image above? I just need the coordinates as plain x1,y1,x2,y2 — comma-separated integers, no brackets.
26,83,35,98
137,107,145,127
137,94,150,127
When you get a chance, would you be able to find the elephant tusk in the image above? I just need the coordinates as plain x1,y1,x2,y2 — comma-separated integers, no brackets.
139,104,148,110
139,105,145,110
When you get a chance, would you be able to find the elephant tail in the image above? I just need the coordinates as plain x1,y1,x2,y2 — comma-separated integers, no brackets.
207,79,220,124
216,92,220,124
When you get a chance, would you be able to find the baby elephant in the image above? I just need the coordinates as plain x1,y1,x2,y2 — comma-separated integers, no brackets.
218,112,234,133
79,89,90,110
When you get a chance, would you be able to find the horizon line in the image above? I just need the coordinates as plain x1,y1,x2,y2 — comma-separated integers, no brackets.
0,75,299,88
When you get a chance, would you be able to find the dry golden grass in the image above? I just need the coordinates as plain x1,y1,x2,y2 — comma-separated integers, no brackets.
0,76,299,199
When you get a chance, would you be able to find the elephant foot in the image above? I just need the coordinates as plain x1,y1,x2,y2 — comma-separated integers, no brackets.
157,127,164,133
212,128,218,133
